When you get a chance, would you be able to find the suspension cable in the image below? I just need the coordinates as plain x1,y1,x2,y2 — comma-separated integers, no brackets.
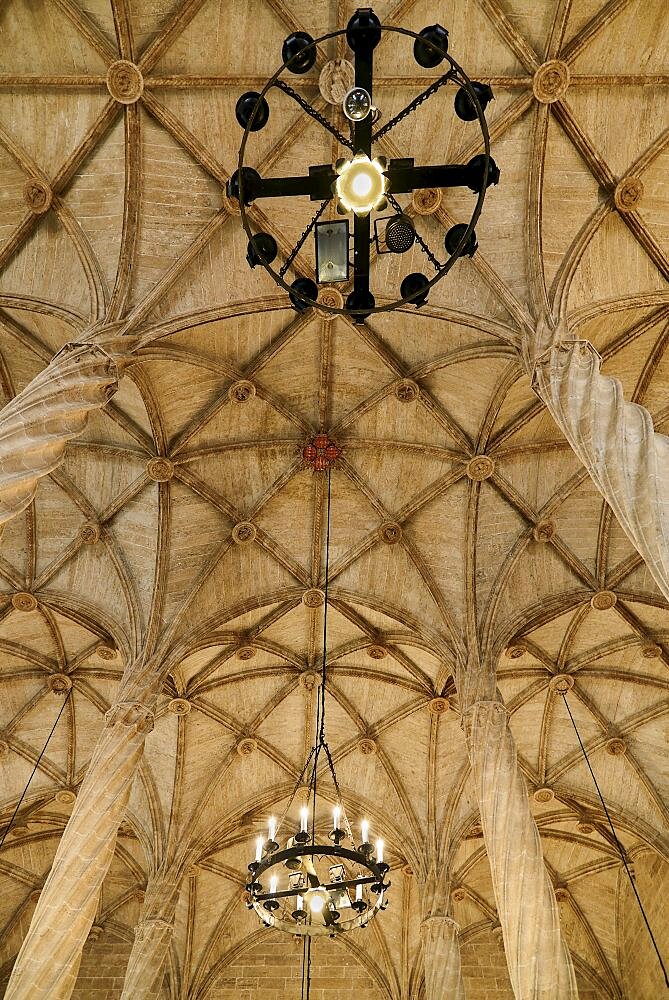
0,688,73,850
561,692,668,988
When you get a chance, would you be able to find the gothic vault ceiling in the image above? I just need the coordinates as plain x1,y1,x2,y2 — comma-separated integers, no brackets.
0,0,667,997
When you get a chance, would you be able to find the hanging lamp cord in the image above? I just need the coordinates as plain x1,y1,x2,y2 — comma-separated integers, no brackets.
0,688,72,850
304,468,334,998
561,692,668,988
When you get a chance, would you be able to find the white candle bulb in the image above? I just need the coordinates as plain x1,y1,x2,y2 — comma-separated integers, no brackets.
270,875,277,896
333,805,341,829
356,882,363,902
297,894,303,911
255,836,263,862
376,839,384,864
300,806,308,832
361,819,369,844
268,817,277,842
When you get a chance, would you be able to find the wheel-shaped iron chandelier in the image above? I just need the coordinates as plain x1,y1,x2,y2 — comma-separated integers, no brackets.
245,462,390,937
229,7,500,320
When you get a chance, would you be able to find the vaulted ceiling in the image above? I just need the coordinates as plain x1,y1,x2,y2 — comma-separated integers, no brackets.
0,0,667,997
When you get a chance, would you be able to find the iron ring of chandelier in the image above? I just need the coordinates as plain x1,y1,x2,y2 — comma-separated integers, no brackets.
247,842,390,936
229,14,497,319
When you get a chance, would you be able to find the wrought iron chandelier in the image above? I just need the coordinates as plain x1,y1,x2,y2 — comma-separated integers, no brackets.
245,464,389,937
229,8,500,320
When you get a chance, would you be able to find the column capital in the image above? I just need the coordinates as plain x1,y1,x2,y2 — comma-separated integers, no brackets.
105,701,155,736
461,698,508,740
421,914,460,934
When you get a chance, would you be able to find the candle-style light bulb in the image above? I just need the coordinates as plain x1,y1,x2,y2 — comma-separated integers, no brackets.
356,882,363,902
268,817,277,842
333,805,341,830
297,894,303,911
376,839,384,864
255,835,263,862
300,806,308,832
269,875,277,896
361,819,369,844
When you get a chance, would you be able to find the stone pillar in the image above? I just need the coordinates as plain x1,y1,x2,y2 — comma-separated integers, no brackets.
464,700,578,999
531,331,669,603
4,662,161,1000
0,342,119,526
418,868,465,1000
119,872,181,1000
421,915,465,1000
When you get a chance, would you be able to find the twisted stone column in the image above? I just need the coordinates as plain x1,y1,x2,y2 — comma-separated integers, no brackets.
464,700,578,999
421,915,465,1000
0,342,119,525
532,338,669,602
119,871,181,1000
418,869,465,999
5,661,162,1000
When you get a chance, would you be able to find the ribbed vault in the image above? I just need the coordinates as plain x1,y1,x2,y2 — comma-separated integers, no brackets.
0,0,667,997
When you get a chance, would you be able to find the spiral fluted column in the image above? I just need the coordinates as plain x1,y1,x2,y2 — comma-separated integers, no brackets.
120,872,180,1000
0,342,119,526
4,660,163,1000
532,338,669,602
421,915,466,1000
464,700,578,999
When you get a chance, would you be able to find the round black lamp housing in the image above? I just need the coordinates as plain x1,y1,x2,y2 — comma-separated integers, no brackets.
290,277,318,312
400,272,430,306
235,92,270,131
346,9,382,51
227,167,261,205
346,289,375,322
282,31,317,73
466,154,500,192
247,233,278,268
414,24,448,67
445,223,478,257
454,82,494,121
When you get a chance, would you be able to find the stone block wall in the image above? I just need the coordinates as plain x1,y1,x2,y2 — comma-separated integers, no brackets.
209,932,384,1000
460,928,515,999
71,931,133,1000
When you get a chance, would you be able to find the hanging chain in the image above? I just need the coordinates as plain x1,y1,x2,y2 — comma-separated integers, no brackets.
279,199,329,278
387,193,443,273
273,79,354,151
372,70,454,142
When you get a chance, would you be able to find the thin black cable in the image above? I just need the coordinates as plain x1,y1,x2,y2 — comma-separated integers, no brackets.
0,689,72,850
561,692,669,988
318,468,332,743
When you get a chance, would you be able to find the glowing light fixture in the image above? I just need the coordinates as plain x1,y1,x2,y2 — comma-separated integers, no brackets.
335,154,388,216
343,86,372,121
307,888,327,913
